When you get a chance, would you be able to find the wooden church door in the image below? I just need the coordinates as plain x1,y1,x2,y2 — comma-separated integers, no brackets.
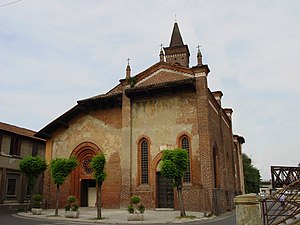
157,172,174,208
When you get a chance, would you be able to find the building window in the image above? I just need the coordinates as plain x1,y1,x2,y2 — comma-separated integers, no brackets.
32,142,38,156
10,136,21,156
0,133,3,152
140,140,149,184
181,136,191,183
26,182,31,197
6,178,17,197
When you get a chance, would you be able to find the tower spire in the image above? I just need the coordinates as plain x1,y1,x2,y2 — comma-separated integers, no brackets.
169,22,184,47
164,22,190,67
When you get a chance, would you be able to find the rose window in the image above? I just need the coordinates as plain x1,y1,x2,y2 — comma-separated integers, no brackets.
82,156,93,174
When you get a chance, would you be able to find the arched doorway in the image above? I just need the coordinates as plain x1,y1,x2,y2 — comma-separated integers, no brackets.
156,160,174,208
70,142,101,207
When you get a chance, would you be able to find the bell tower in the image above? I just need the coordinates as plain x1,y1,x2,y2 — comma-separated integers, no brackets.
164,22,190,67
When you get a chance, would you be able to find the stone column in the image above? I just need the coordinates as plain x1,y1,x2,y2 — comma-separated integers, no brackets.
234,193,262,225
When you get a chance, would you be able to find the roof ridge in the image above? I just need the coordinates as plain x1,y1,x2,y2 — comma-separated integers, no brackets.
0,121,45,141
0,121,36,134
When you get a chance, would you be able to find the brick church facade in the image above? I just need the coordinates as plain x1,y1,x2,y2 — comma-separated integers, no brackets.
36,22,245,215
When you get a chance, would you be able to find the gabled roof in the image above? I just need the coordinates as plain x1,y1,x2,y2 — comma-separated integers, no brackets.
35,91,123,139
125,78,196,98
0,121,44,141
133,61,194,85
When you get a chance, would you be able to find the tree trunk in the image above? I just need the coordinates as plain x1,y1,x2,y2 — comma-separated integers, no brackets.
55,184,60,216
97,183,102,219
177,184,186,217
27,185,33,212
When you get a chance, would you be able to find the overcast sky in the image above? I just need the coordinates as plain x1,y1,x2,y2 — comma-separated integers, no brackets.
1,0,299,179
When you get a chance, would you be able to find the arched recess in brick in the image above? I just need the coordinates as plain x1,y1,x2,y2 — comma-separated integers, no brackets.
69,142,101,204
151,151,164,173
212,143,220,189
151,151,164,208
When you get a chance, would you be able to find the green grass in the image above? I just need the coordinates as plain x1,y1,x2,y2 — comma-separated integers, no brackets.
176,215,198,220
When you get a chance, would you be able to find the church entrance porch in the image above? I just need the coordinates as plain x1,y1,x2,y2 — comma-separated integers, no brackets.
157,172,174,208
80,179,96,207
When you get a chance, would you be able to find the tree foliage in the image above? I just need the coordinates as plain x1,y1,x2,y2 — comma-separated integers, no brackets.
19,156,47,189
19,156,47,210
50,157,78,185
50,157,78,216
243,153,261,193
91,154,107,219
160,148,188,217
91,154,107,186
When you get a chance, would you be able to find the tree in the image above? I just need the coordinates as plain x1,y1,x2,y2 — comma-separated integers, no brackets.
243,153,261,193
90,154,107,219
50,157,78,216
19,156,47,209
160,148,189,217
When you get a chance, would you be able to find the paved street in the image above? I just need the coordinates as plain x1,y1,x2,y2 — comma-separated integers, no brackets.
0,212,236,225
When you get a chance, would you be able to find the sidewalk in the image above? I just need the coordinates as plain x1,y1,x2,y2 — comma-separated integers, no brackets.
17,207,218,224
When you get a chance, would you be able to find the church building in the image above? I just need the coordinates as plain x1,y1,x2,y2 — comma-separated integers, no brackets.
36,22,245,215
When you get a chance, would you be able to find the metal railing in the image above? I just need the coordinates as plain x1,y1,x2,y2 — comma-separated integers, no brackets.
261,179,300,225
271,166,300,188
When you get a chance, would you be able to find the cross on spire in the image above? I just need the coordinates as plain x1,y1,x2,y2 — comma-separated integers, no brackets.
127,58,130,65
159,43,164,51
197,45,201,52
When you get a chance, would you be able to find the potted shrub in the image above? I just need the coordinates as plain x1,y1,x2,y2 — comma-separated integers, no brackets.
64,196,80,218
31,194,43,215
127,196,145,221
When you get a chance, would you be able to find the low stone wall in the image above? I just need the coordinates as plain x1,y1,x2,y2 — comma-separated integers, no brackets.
0,203,27,213
234,193,262,225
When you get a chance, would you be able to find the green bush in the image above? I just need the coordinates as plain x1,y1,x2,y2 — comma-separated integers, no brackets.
138,204,145,213
127,205,134,213
65,196,79,211
67,196,76,203
71,203,79,211
128,196,145,213
131,196,141,204
64,204,71,211
32,194,43,208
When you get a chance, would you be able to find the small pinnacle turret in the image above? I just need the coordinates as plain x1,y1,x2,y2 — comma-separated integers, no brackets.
126,58,131,79
159,44,165,62
197,45,203,66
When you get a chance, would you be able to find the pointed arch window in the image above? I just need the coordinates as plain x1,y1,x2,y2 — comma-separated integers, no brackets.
181,136,191,183
140,139,149,184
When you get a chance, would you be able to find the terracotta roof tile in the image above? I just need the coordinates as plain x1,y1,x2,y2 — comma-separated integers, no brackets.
0,122,45,141
78,84,122,103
